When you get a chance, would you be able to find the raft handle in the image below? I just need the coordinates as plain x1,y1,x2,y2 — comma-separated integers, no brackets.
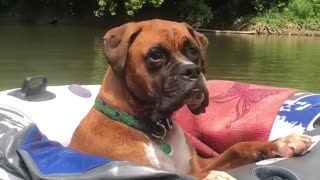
7,76,56,101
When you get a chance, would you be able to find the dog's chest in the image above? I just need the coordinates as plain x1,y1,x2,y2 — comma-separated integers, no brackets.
143,122,192,173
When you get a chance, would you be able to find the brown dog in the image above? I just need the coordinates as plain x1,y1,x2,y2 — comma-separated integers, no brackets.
69,19,311,180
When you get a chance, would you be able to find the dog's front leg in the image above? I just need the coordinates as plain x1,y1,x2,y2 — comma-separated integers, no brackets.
201,134,312,172
188,134,311,179
188,147,237,180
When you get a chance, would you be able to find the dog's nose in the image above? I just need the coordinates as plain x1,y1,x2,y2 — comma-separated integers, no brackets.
178,64,201,80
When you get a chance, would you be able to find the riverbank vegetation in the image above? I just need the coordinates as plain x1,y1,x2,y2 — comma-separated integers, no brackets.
0,0,319,35
234,0,320,35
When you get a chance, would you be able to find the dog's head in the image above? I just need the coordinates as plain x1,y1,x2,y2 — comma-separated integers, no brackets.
103,19,209,121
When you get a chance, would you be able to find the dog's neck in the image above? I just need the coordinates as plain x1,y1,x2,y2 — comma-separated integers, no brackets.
97,68,173,143
98,68,153,120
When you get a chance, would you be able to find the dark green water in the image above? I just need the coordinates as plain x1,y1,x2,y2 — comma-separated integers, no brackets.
1,23,319,92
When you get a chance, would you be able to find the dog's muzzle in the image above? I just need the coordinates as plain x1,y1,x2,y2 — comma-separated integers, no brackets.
178,64,208,114
161,63,209,115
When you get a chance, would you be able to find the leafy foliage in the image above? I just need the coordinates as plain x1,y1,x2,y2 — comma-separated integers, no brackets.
94,0,164,17
94,0,213,27
0,0,319,31
249,0,320,29
250,0,288,12
175,0,213,28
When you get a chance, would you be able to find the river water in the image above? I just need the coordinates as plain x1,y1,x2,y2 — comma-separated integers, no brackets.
1,23,319,92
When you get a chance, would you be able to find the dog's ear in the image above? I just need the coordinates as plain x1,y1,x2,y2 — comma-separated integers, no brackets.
194,31,208,73
183,23,209,73
103,23,142,77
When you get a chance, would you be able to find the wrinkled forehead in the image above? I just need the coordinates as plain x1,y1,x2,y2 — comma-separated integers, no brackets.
133,20,196,50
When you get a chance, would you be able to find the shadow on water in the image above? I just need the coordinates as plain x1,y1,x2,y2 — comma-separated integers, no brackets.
0,21,319,93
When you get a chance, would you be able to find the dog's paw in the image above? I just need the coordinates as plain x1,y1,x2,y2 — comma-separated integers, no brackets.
274,134,312,158
202,171,237,180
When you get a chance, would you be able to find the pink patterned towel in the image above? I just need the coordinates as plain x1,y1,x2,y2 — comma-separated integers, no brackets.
174,80,299,158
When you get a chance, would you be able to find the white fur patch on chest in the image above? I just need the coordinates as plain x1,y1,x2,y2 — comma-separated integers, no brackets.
143,122,192,173
143,143,161,168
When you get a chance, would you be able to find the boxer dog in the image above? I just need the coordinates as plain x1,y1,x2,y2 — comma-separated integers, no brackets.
69,19,311,180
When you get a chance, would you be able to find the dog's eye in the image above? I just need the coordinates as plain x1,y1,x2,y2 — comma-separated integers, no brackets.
149,51,164,62
145,48,168,70
188,47,199,59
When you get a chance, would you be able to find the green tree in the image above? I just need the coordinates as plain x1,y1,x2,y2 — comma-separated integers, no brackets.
175,0,213,28
94,0,164,17
94,0,214,27
250,0,287,12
